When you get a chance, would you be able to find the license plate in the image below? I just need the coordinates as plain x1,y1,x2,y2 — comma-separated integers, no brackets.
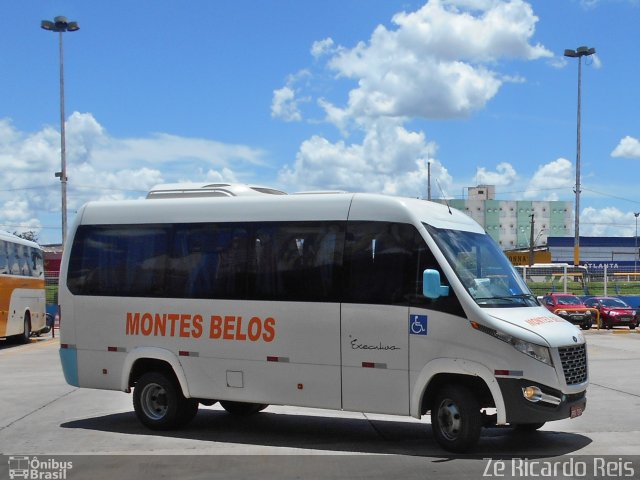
570,405,584,418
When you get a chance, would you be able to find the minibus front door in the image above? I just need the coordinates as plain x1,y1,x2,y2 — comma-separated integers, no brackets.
340,303,409,415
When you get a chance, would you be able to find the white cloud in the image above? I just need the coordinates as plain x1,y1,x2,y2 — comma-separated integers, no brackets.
311,38,336,58
0,113,265,243
278,118,450,197
271,71,311,122
276,1,550,201
611,135,640,159
271,86,302,122
581,207,637,237
476,162,517,186
318,0,551,122
524,158,573,200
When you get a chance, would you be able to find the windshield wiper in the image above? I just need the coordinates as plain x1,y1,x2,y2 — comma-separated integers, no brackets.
474,293,537,303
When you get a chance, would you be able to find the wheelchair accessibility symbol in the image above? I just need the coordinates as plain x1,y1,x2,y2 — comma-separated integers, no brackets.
409,315,428,335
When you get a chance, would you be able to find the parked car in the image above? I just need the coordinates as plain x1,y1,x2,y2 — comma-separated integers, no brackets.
541,293,593,330
583,296,638,330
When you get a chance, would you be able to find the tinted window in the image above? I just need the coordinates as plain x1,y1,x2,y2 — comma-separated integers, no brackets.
68,225,170,296
167,224,249,299
67,222,345,302
249,222,344,302
67,220,462,316
343,222,465,316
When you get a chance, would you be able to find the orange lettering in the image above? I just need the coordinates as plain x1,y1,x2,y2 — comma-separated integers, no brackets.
154,313,167,336
235,316,247,341
180,314,191,338
168,313,179,336
262,317,276,342
192,314,203,338
126,312,140,335
247,317,261,341
223,316,235,340
141,313,153,336
209,315,222,339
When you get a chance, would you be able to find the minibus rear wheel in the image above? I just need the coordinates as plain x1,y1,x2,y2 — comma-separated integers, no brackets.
431,384,482,453
133,371,198,429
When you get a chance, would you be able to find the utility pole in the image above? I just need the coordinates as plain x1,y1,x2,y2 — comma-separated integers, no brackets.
528,213,535,267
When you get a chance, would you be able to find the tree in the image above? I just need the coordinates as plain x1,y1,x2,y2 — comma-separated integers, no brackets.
13,231,39,243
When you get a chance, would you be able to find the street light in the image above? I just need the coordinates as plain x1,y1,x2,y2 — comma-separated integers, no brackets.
41,16,80,246
564,45,595,267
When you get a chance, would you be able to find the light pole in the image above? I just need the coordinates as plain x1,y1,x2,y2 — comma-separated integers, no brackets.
635,212,639,273
41,16,80,246
564,45,595,267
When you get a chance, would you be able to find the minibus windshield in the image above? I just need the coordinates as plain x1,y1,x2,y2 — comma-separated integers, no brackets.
424,224,537,308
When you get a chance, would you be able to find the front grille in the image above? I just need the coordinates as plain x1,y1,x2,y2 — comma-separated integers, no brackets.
558,344,588,385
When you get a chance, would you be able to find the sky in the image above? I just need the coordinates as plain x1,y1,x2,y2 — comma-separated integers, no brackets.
1,0,639,245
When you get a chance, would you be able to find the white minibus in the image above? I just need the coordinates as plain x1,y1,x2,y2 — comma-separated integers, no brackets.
58,193,587,452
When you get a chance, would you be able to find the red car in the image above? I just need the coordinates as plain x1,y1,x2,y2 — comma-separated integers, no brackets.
541,293,593,330
583,296,638,330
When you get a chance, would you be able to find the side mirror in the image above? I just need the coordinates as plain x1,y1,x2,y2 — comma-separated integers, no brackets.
423,269,449,299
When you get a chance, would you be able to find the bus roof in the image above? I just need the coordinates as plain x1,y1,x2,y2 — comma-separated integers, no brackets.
74,193,484,233
0,230,42,249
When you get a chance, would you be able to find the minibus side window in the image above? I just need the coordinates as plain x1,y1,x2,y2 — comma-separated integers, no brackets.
343,221,465,316
412,233,466,317
345,221,427,305
249,222,344,302
67,225,169,297
167,224,249,299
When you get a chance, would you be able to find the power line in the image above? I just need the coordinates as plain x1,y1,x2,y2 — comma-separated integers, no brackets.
0,184,148,194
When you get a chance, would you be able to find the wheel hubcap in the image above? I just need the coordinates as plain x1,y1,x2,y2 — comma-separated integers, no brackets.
437,398,462,441
140,383,168,420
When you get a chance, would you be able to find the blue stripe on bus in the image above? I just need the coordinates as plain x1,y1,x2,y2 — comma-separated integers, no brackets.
59,348,79,387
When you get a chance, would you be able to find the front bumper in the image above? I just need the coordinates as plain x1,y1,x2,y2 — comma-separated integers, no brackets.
497,378,586,424
605,315,637,327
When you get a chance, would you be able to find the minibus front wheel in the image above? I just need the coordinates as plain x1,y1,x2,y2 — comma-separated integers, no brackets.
431,384,482,453
133,371,199,429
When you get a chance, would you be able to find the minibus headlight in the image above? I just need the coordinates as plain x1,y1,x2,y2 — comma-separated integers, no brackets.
471,322,553,366
510,338,553,366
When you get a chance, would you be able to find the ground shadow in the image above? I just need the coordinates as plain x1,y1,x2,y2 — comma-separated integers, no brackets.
60,408,592,458
0,334,53,351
